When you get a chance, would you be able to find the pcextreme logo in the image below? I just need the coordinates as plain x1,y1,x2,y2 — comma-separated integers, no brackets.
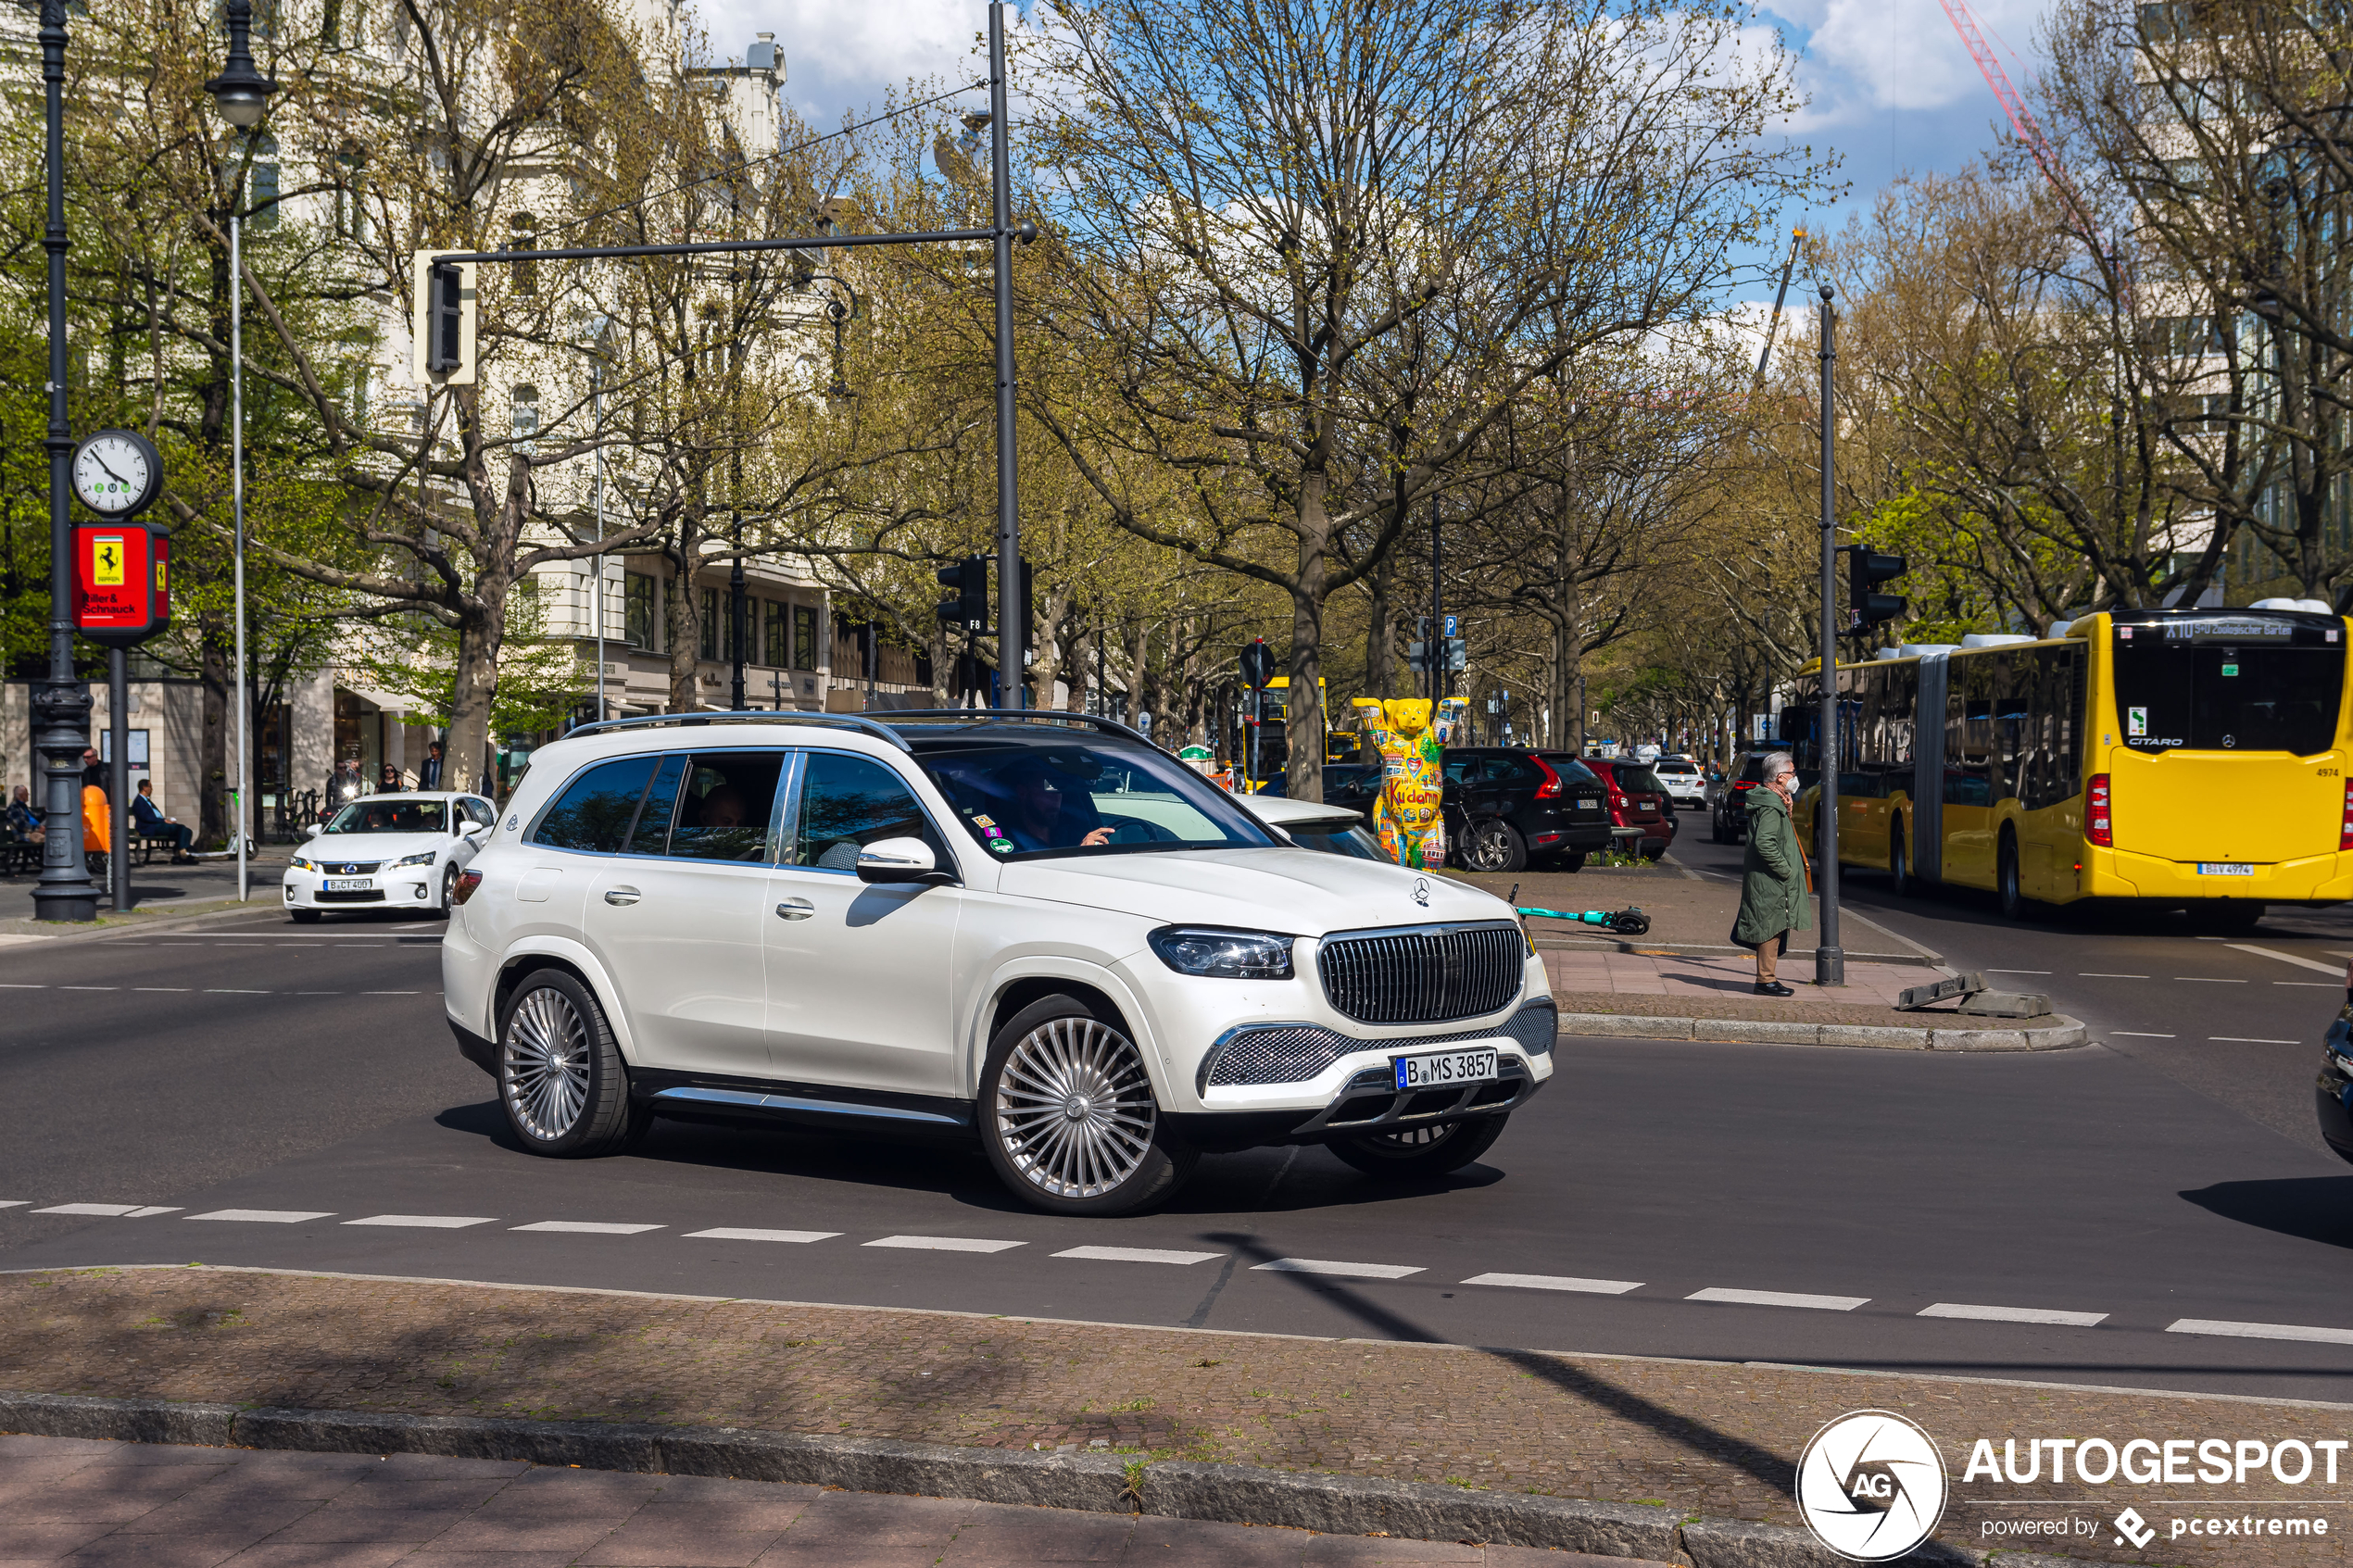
1794,1410,1949,1562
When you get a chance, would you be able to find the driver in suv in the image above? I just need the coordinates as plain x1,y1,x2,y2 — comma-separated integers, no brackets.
442,713,1555,1217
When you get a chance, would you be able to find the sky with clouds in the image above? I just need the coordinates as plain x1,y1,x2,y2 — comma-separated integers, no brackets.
685,0,2060,300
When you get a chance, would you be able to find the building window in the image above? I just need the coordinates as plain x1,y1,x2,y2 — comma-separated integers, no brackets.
510,214,537,295
510,383,539,442
625,572,657,651
242,133,279,230
763,601,787,668
334,152,369,241
792,604,817,671
699,587,720,661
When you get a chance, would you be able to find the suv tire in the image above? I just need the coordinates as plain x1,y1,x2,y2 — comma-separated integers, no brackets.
980,996,1196,1216
1464,818,1528,874
1330,1112,1509,1179
497,969,648,1158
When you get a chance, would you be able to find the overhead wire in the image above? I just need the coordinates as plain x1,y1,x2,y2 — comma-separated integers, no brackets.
544,78,990,239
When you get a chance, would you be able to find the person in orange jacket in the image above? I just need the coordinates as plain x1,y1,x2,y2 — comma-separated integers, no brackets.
81,779,110,857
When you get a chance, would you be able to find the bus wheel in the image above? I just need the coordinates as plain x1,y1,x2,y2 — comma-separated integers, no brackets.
1889,819,1910,897
1996,832,2026,922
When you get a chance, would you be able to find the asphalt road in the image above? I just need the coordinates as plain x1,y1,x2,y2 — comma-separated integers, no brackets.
4,881,2353,1407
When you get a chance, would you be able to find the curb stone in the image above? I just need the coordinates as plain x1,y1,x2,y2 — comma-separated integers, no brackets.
1558,1013,2086,1053
0,1390,2020,1568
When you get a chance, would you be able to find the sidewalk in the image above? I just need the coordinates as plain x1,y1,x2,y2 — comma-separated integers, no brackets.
0,1266,2337,1566
3,1433,1660,1567
0,848,296,941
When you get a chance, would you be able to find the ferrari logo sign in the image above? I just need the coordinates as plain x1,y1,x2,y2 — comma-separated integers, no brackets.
92,536,124,586
73,521,169,647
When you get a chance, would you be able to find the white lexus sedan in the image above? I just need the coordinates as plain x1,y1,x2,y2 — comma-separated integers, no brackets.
284,792,497,922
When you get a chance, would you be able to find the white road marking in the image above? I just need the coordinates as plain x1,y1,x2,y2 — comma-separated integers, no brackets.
1053,1246,1221,1265
204,989,271,995
2111,1031,2176,1037
686,1228,842,1244
0,984,46,988
2170,1318,2353,1346
188,1210,333,1223
1687,1286,1869,1311
134,987,191,993
1462,1273,1642,1294
2276,981,2338,987
360,991,418,996
0,1200,25,1209
2079,972,2146,978
1919,1302,2108,1327
35,1203,150,1216
2227,943,2345,977
2211,1036,2301,1045
59,985,117,991
345,1215,498,1229
124,1206,181,1219
864,1235,1024,1253
510,1221,664,1235
1252,1258,1425,1280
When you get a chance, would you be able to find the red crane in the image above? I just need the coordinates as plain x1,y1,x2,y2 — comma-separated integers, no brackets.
1935,0,2101,238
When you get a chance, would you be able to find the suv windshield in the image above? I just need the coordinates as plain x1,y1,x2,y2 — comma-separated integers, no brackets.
323,798,447,834
2113,619,2345,755
914,739,1277,860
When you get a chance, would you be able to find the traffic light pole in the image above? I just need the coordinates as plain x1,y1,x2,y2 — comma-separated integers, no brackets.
988,1,1023,709
1816,283,1843,988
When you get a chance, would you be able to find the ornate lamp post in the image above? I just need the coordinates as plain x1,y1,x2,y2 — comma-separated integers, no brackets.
31,0,96,921
204,0,274,899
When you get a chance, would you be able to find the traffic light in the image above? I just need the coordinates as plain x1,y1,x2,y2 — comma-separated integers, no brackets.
1845,548,1906,632
410,253,477,385
936,554,988,632
1239,640,1276,689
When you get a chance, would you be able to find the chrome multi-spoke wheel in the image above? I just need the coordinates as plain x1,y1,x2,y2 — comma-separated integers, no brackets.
994,1017,1157,1199
503,985,591,1142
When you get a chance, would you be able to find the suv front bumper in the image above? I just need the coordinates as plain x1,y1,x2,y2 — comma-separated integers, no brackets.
1164,997,1555,1149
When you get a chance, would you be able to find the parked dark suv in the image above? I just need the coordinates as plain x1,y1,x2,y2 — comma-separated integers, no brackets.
1440,748,1616,873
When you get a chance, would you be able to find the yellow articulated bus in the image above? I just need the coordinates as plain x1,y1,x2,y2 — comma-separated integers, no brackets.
1787,605,2353,926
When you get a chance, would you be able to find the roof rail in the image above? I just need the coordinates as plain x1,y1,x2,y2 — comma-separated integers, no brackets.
561,709,912,752
873,709,1164,751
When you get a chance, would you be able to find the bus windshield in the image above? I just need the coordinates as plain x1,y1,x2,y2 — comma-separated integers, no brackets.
2113,622,2344,755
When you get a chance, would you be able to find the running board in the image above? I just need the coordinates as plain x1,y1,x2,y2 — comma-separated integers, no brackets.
648,1085,971,1129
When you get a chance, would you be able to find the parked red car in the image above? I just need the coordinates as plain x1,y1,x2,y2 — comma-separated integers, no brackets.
1585,759,1679,860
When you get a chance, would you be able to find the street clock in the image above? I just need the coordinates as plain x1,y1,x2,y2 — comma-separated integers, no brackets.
70,429,162,519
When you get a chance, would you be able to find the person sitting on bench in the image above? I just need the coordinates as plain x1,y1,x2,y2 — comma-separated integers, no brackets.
131,780,196,864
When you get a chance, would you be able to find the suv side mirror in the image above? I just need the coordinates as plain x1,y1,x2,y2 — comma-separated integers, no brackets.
856,836,956,886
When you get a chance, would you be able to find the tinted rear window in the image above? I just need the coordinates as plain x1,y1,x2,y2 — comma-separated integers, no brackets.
2113,622,2345,755
1617,766,1667,796
532,756,655,852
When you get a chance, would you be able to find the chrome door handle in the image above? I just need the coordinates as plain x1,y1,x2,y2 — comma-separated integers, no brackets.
604,887,641,906
775,897,815,921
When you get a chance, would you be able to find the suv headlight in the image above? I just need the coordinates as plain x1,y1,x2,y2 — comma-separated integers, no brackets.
1149,926,1294,980
394,850,437,867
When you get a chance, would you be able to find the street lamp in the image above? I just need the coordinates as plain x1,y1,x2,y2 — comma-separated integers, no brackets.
205,0,276,901
31,0,98,921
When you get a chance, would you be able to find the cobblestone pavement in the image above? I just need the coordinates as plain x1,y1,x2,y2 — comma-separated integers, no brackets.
0,1434,1666,1566
3,1269,2346,1565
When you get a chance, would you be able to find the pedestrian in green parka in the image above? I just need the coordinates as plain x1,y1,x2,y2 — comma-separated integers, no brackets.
1733,750,1811,997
